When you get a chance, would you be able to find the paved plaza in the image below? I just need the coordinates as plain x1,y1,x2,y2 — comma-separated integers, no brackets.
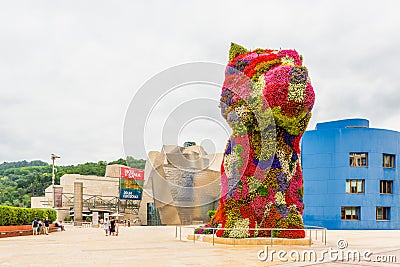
0,226,399,266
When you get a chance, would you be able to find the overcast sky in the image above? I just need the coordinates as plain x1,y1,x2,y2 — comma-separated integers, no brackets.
1,1,399,165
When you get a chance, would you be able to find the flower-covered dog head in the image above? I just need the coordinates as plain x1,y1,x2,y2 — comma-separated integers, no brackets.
220,43,315,135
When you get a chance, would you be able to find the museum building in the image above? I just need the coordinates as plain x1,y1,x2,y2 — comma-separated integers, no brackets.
302,118,400,229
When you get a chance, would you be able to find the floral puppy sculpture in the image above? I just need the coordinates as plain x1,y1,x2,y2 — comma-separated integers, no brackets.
213,43,315,239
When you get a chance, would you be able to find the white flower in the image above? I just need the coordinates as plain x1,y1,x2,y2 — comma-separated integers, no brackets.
289,204,298,213
235,105,247,118
224,151,240,180
263,202,273,217
275,191,286,206
288,83,306,102
229,218,250,238
248,176,262,193
251,76,265,95
281,55,295,66
276,149,297,180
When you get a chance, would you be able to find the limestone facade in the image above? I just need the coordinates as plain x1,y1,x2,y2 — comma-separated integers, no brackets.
31,164,141,222
139,145,223,225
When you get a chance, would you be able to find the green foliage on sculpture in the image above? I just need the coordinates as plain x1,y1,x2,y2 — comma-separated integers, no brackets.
229,43,249,61
207,209,216,219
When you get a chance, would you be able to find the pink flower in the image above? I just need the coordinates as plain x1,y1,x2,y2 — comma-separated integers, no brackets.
304,82,315,110
277,50,302,65
263,65,291,107
251,196,268,221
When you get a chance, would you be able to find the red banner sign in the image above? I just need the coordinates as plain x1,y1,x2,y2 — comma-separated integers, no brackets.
120,167,144,180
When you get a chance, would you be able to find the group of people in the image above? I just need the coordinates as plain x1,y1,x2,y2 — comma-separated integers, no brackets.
31,217,51,235
31,218,65,235
103,217,119,236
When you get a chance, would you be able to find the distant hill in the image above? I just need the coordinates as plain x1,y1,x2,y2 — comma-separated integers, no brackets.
0,160,48,171
0,157,146,208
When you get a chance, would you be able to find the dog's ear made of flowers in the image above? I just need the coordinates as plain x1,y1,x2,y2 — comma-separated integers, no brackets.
229,43,248,61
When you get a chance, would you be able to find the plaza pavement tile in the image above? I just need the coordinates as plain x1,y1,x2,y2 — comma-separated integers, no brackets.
0,226,399,267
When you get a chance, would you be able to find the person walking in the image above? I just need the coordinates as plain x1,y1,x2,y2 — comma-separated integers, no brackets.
43,217,50,235
115,220,119,236
103,218,109,236
110,218,116,236
32,218,38,236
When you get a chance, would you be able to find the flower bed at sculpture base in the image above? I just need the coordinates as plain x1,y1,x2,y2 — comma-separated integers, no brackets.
187,233,311,246
196,224,305,239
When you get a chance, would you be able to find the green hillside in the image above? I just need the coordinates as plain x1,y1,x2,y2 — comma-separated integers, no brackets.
0,157,146,207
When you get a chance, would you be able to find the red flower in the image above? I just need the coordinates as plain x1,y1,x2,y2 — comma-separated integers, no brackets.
293,135,302,154
279,229,305,239
243,54,277,78
280,100,302,117
216,229,224,237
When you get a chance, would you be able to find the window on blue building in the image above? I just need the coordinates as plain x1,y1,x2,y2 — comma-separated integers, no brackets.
380,180,393,194
376,207,390,220
349,153,368,167
341,206,360,220
383,154,395,168
346,180,364,193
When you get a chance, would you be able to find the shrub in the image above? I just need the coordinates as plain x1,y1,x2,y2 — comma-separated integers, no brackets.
0,205,56,226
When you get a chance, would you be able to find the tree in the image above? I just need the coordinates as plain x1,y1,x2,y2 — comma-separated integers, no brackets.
0,158,146,207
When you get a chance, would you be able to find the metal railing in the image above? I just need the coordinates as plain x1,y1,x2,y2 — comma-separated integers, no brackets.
61,193,140,214
176,225,327,247
82,222,92,228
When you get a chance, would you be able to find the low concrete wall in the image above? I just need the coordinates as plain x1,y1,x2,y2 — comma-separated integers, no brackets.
0,224,59,238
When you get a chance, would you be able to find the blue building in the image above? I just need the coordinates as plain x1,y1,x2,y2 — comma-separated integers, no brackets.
302,118,400,229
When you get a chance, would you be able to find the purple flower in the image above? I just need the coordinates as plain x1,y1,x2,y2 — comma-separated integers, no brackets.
283,131,295,146
253,158,259,166
227,111,239,124
235,59,249,71
225,139,234,155
276,172,289,192
290,66,307,84
276,204,289,218
271,155,281,169
226,66,238,75
258,156,274,170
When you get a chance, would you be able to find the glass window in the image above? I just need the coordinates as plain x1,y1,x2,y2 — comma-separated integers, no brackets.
346,180,364,193
380,180,393,194
383,154,395,168
341,206,360,220
349,153,368,167
376,207,390,220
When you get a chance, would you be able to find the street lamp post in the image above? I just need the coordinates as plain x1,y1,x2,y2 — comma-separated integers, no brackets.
51,154,60,208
